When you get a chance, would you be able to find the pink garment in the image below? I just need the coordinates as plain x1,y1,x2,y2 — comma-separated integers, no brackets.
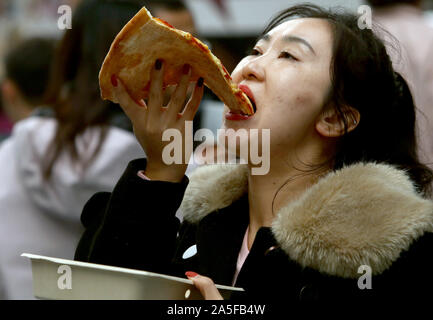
232,226,250,286
373,4,433,169
137,170,151,180
0,112,13,134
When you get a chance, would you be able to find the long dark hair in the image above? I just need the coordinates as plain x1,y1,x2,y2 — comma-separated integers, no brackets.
264,4,432,197
43,0,145,179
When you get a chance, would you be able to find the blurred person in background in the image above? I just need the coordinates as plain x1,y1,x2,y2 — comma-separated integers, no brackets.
369,0,433,172
0,0,15,141
0,93,13,142
0,0,146,299
1,38,55,124
146,0,196,35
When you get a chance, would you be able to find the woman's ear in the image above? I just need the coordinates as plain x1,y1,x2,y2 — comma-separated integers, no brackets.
315,106,360,138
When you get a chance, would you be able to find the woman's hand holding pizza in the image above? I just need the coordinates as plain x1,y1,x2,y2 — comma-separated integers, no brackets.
111,59,204,182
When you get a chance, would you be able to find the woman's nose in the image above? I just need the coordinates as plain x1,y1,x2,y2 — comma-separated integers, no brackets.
242,58,265,81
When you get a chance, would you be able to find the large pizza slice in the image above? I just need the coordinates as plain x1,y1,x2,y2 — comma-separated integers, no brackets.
99,6,254,115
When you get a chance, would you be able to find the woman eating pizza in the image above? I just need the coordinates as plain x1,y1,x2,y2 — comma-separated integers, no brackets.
75,4,433,301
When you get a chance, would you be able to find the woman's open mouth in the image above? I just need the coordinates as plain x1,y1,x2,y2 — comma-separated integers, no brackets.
225,85,257,121
249,98,257,113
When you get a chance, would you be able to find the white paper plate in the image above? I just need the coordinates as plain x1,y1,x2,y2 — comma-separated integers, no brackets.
22,253,244,300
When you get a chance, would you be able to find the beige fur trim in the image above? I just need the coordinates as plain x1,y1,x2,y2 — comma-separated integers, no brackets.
271,163,433,278
180,164,248,223
180,162,433,278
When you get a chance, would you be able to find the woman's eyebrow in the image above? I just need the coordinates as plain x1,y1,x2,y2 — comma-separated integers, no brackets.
258,33,316,55
257,33,271,43
283,35,316,55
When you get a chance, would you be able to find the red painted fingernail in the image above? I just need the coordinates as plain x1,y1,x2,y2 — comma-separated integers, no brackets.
111,74,118,87
155,59,162,70
185,271,198,278
182,64,190,74
135,99,146,107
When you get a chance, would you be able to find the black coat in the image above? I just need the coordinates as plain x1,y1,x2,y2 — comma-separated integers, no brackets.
75,158,433,301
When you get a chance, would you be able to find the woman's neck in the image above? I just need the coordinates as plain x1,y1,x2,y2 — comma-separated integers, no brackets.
246,161,328,249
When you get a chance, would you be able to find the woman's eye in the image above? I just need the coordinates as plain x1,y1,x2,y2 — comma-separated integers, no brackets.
278,51,298,61
248,48,261,56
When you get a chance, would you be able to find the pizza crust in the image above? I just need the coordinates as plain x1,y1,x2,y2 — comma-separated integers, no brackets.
99,6,253,115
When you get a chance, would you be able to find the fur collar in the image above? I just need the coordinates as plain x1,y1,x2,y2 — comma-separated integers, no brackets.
180,163,433,278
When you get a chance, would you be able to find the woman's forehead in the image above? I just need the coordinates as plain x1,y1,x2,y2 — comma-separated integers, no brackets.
265,18,332,45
